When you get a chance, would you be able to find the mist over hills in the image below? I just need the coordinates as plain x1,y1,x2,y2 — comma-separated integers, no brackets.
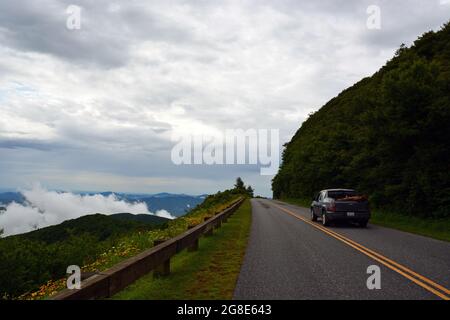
0,191,206,216
83,192,208,216
0,187,207,237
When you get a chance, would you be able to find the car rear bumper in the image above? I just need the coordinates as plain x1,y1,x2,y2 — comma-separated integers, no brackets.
326,211,370,221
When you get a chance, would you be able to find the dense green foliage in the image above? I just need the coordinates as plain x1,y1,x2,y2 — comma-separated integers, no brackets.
180,180,251,219
233,177,254,198
17,214,169,244
109,213,170,225
273,23,450,218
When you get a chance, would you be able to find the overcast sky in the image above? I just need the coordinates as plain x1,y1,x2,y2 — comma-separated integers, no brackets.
0,0,448,197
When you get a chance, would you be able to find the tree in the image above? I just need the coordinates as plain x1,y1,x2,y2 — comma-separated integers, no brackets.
246,185,254,198
395,43,407,57
234,177,245,192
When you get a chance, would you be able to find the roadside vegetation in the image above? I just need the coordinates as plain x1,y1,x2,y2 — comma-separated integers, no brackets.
0,179,253,300
112,198,252,300
370,211,450,242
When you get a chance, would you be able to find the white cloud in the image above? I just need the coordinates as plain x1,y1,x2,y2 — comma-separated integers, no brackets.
0,184,175,237
154,210,175,220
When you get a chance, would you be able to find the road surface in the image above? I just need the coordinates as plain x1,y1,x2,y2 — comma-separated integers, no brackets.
233,199,450,300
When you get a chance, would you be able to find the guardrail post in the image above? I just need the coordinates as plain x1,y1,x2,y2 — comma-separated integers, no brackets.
187,239,199,252
187,226,199,252
154,259,170,278
153,240,171,277
223,212,230,223
215,220,222,229
204,217,213,237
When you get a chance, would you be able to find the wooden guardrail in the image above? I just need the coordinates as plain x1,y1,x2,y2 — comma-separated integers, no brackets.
51,197,245,300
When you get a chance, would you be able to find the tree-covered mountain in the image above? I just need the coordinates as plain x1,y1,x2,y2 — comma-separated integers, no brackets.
14,213,169,244
272,22,450,218
110,212,170,225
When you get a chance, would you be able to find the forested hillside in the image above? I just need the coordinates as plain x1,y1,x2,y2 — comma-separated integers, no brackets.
14,213,169,244
272,22,450,218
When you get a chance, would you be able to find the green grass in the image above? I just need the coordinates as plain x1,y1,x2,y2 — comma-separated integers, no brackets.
111,199,252,300
370,211,450,242
280,198,450,242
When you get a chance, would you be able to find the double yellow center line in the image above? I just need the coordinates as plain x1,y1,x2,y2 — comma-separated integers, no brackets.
272,203,450,300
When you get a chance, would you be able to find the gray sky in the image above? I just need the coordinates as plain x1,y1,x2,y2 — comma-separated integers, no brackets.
0,0,449,197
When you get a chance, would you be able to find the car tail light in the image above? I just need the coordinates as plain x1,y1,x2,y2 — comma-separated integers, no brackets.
326,200,336,212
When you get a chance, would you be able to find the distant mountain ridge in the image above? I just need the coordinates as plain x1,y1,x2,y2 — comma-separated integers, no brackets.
0,191,206,217
0,192,25,205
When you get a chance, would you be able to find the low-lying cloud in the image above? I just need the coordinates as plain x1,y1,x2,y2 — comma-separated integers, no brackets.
0,185,175,237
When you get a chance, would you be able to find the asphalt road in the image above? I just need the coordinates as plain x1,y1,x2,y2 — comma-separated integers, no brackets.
233,199,450,300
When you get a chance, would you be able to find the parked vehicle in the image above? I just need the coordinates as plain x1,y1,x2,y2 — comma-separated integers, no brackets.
310,189,370,227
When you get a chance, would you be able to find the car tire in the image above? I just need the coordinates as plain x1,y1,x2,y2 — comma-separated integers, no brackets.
322,212,329,226
358,220,368,228
311,209,317,221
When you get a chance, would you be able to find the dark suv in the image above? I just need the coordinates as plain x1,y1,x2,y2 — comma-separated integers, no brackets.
310,189,370,227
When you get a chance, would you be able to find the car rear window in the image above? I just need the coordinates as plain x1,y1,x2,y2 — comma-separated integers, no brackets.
327,191,357,199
